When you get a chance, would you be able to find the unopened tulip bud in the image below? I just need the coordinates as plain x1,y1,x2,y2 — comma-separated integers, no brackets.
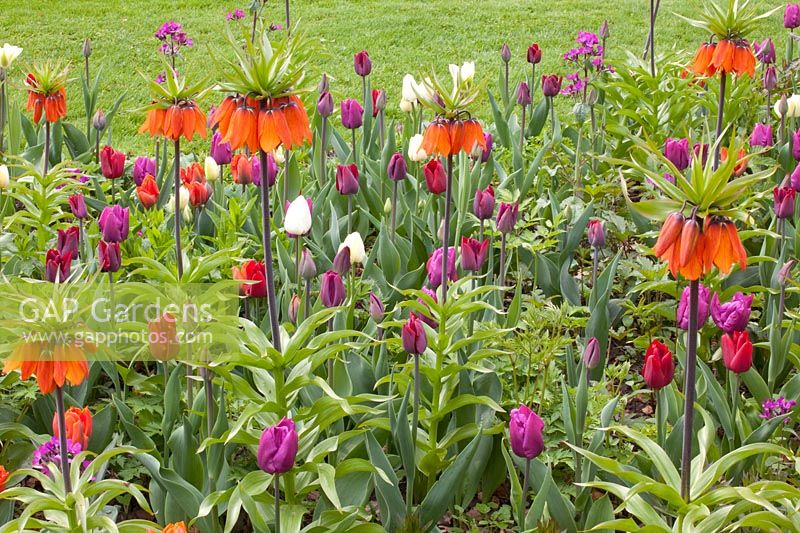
374,89,386,112
318,73,329,94
317,91,333,118
527,43,542,65
779,94,789,118
399,98,414,113
778,260,796,286
383,197,392,214
320,270,346,308
583,337,600,369
179,186,190,210
0,165,9,189
82,38,92,59
299,249,316,280
587,219,605,248
354,50,372,77
204,156,220,181
369,292,384,322
599,20,610,39
516,82,531,106
333,246,350,275
763,66,778,92
387,152,407,181
500,43,511,63
587,89,598,106
402,313,427,354
288,294,300,324
92,109,106,132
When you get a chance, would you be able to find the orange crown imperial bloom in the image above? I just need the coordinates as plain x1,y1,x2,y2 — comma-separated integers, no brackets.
710,39,755,77
720,147,748,176
2,341,89,395
211,94,311,153
421,117,485,158
25,74,67,124
140,102,207,141
653,213,706,280
702,216,747,275
692,42,717,77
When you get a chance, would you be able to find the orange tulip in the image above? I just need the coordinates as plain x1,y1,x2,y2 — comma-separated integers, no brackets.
148,522,188,533
0,465,8,492
53,406,92,450
2,341,89,395
137,175,160,209
180,162,205,185
703,216,747,275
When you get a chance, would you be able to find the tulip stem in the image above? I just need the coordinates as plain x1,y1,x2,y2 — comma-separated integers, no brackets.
326,318,334,386
442,154,454,303
304,278,311,322
259,147,282,352
408,352,420,512
519,457,530,527
519,105,526,165
43,121,51,177
347,195,353,234
713,73,727,170
203,367,215,498
391,180,398,237
680,279,699,501
656,387,666,449
499,233,507,287
274,473,281,533
729,372,739,450
295,236,301,292
0,78,6,153
351,129,357,167
54,386,72,493
504,62,509,105
591,246,599,289
319,118,327,186
648,0,656,77
174,139,183,279
548,96,556,139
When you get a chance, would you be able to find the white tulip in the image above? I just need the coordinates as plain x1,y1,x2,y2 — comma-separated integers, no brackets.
204,156,220,181
183,205,193,223
449,64,460,85
0,44,22,69
461,62,475,83
408,134,428,162
284,195,312,236
399,98,414,113
273,146,286,165
0,165,9,189
774,94,800,118
179,186,190,210
339,232,366,264
402,74,418,102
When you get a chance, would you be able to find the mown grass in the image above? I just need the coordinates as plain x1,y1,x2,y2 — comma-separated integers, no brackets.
3,0,785,153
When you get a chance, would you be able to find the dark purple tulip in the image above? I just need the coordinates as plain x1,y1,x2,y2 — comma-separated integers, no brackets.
473,185,495,220
133,156,155,187
460,237,489,272
763,66,778,92
318,74,330,94
480,133,493,163
210,131,232,165
354,50,372,77
369,292,384,322
774,186,796,219
496,202,519,233
320,270,346,307
317,91,334,118
417,287,438,328
754,38,776,64
677,283,710,330
98,240,121,273
792,130,800,160
335,164,359,195
387,152,407,181
98,205,130,243
257,417,298,474
587,219,606,248
57,226,79,258
786,3,800,29
778,260,796,286
750,123,773,148
693,143,709,166
426,246,457,288
402,313,427,355
299,249,317,280
509,404,544,459
516,81,532,106
500,43,511,63
792,163,800,191
332,246,350,275
45,249,72,282
664,138,690,171
583,337,600,369
527,43,542,64
711,292,753,333
341,99,364,130
541,75,562,97
68,194,88,220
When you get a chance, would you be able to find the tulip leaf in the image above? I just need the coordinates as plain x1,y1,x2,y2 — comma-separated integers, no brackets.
365,432,405,531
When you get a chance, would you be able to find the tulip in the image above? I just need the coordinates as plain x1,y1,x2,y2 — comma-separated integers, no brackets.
92,109,106,132
97,240,121,273
99,145,125,180
137,175,160,209
676,283,710,330
68,193,87,219
210,131,232,165
284,195,312,236
408,134,428,162
369,292,384,322
642,339,674,390
354,50,372,77
52,406,92,450
148,312,180,361
460,237,489,272
402,312,427,354
0,44,22,69
774,94,800,118
496,202,519,233
774,186,796,219
786,3,800,29
320,270,346,307
516,81,532,106
793,130,800,160
132,156,155,187
335,164,359,195
473,185,495,220
45,249,72,282
599,20,610,39
399,99,414,113
178,186,190,210
0,165,8,189
402,74,419,103
587,219,605,248
750,123,773,147
778,259,796,286
339,232,366,264
663,138,690,171
527,43,542,64
509,404,544,459
721,330,753,374
341,99,364,130
426,246,457,288
372,89,386,118
259,153,278,187
57,226,79,258
583,337,600,369
763,66,778,92
332,246,351,275
98,205,129,243
500,43,511,63
162,523,188,533
257,417,298,474
424,159,446,195
387,152,407,181
299,249,316,280
479,133,493,163
317,91,333,118
754,38,776,64
693,142,710,165
791,163,800,191
288,294,300,324
204,156,220,181
541,74,563,97
232,260,267,298
711,292,753,333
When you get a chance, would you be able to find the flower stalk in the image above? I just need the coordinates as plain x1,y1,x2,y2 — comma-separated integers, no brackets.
53,387,72,493
680,279,699,501
259,147,282,351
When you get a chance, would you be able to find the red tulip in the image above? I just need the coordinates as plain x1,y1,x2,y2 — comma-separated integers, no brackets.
642,339,674,390
100,145,125,179
52,406,92,450
721,330,753,374
424,159,446,195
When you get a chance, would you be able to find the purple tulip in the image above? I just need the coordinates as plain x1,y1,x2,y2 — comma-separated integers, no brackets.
353,50,372,77
426,246,457,288
791,163,800,191
57,226,79,258
750,123,774,148
774,186,796,219
317,91,334,118
501,43,511,63
257,417,298,475
461,237,489,272
299,249,317,280
332,246,350,275
417,287,438,328
387,152,407,182
587,219,606,248
210,131,232,165
98,205,130,243
341,99,364,130
763,66,778,92
496,202,519,233
473,185,495,220
335,164,360,195
68,194,88,220
509,404,545,459
320,270,346,307
369,292,384,322
516,81,532,106
45,249,72,283
693,143,709,166
786,3,800,29
754,38,776,64
711,292,753,333
527,43,542,64
133,156,155,187
541,75,562,97
402,313,427,354
98,240,121,273
676,283,710,330
792,130,800,161
480,133,493,163
664,138,690,171
583,337,600,369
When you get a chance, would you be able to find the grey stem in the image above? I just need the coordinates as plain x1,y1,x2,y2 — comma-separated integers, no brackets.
274,473,281,533
54,387,73,493
174,139,183,278
259,148,282,352
713,73,728,170
442,154,454,303
680,279,699,501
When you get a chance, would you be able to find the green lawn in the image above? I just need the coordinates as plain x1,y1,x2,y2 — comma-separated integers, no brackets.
4,0,785,153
